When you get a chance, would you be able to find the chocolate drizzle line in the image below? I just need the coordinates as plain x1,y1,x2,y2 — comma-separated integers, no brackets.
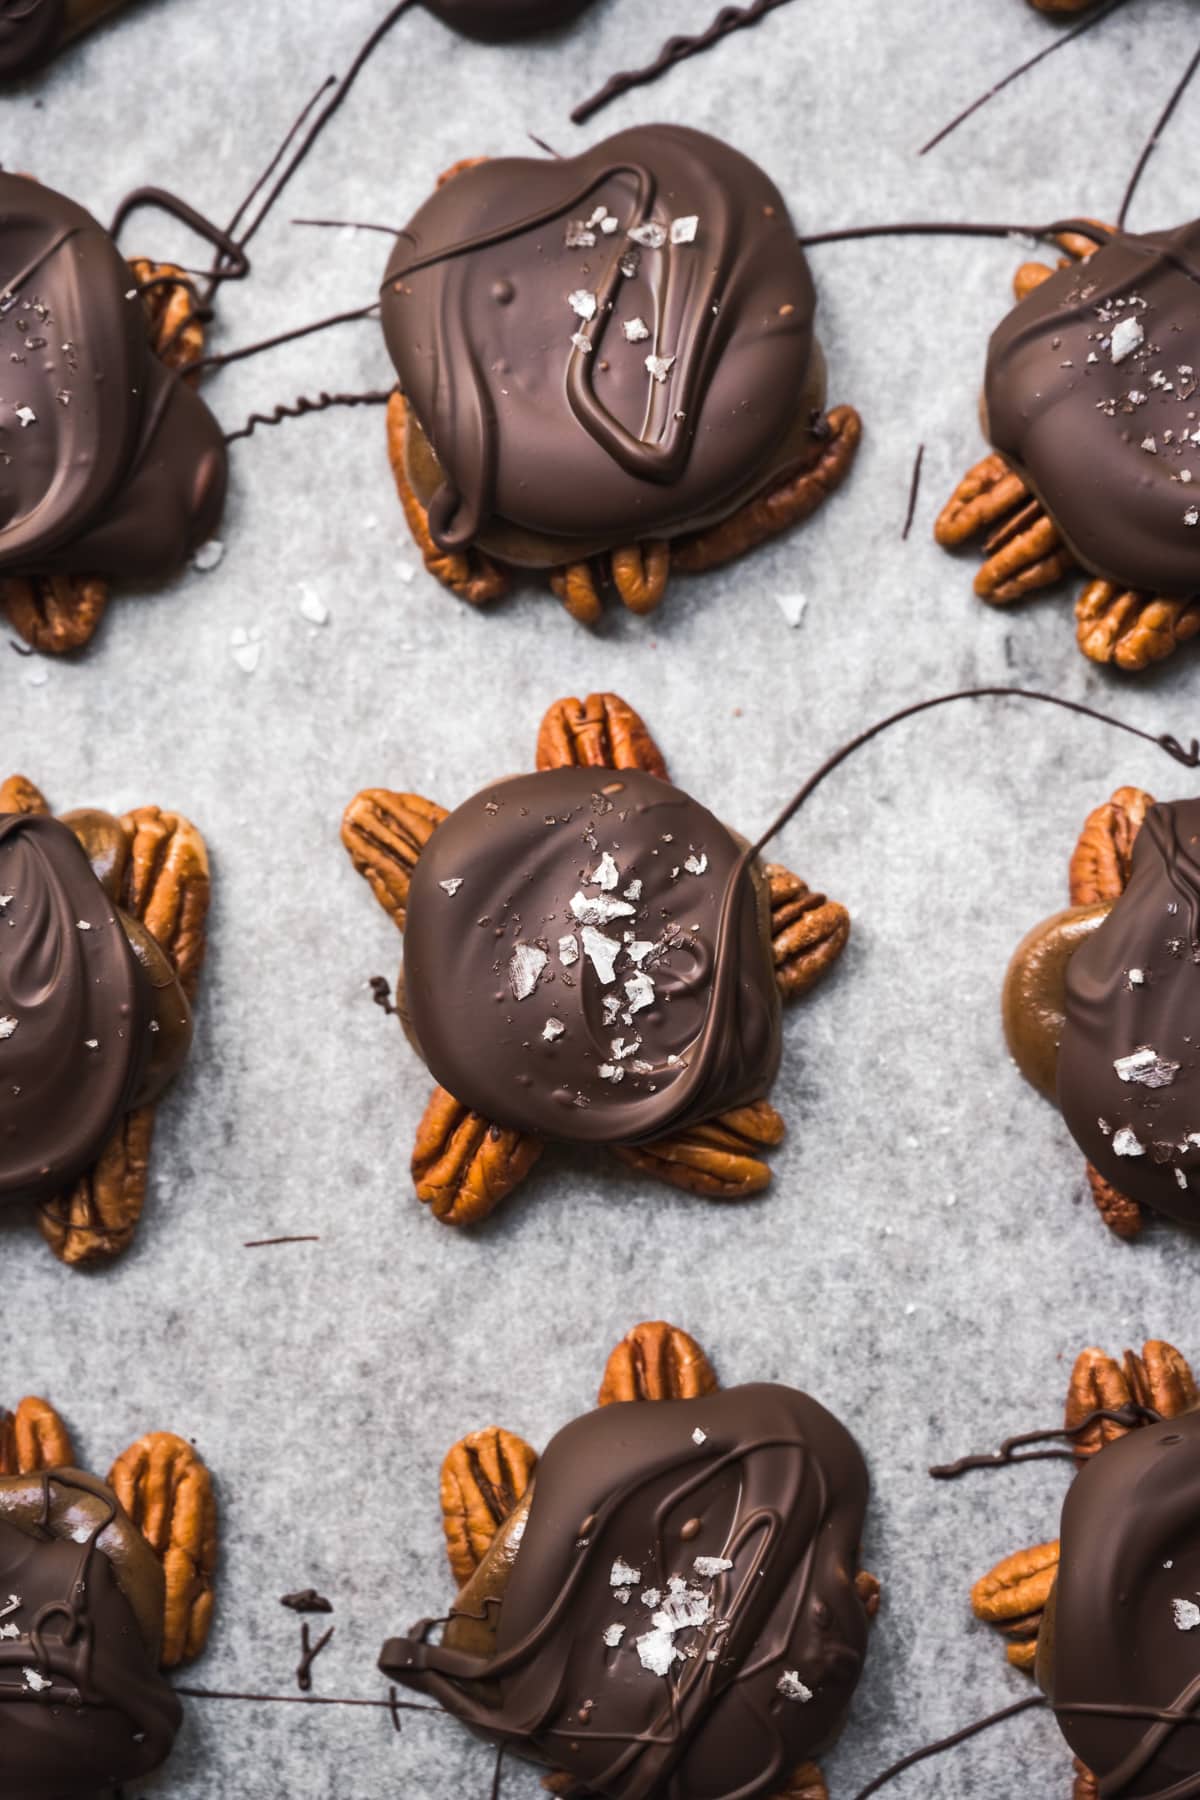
1117,33,1200,229
223,389,393,445
917,0,1129,156
175,1683,442,1718
846,1695,1048,1800
900,443,924,541
928,1404,1160,1480
244,1235,321,1248
569,0,799,126
798,217,1111,250
296,1623,335,1692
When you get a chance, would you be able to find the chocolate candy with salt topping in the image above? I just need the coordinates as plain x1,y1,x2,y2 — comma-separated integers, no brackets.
0,1468,181,1797
0,173,226,584
1057,798,1200,1224
423,0,594,38
382,124,822,565
381,1383,872,1798
985,220,1200,599
401,766,780,1144
1039,1407,1200,1795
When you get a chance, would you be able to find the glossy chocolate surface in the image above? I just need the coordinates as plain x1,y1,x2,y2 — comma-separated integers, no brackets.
402,766,780,1144
0,0,63,79
382,1383,871,1799
986,221,1200,598
0,812,153,1201
1043,1408,1200,1796
0,173,226,582
381,125,816,552
0,1470,180,1799
1058,799,1200,1224
424,0,593,39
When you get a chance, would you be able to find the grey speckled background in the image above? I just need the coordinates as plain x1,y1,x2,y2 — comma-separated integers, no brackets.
4,0,1200,1793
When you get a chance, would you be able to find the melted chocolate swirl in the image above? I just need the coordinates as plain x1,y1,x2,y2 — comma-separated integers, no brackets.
381,1384,871,1799
0,812,152,1201
0,173,227,583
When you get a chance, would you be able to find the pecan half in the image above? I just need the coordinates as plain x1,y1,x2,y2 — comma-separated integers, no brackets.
611,542,670,615
598,1321,719,1406
1069,786,1153,905
671,406,861,575
765,864,850,999
1063,1340,1195,1458
1076,579,1200,672
387,393,510,605
611,1099,785,1199
412,1085,544,1226
972,1539,1060,1668
120,807,211,999
1013,261,1055,303
1,573,110,655
777,1766,828,1800
1125,1339,1198,1421
536,693,668,779
127,258,204,372
0,1397,74,1475
934,452,1030,549
1073,1760,1100,1800
549,561,604,626
854,1569,882,1619
39,1106,155,1266
0,773,48,815
1084,1162,1143,1241
108,1433,217,1668
342,788,447,932
975,506,1074,602
441,1427,538,1587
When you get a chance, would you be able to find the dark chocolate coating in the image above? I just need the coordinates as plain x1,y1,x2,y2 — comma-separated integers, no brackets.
986,221,1200,598
0,1473,180,1798
423,0,593,39
1043,1408,1200,1796
0,0,63,78
402,767,781,1144
0,173,227,583
1058,799,1200,1224
382,1383,872,1799
0,812,153,1201
381,125,816,552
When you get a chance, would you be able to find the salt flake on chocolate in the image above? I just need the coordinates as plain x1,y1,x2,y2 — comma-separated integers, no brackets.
572,891,636,927
693,1557,733,1578
623,317,651,343
611,1559,641,1588
1112,1127,1146,1158
777,1671,813,1702
589,852,619,891
603,1624,626,1648
628,222,667,250
23,1669,50,1693
645,354,676,385
569,289,598,322
683,852,708,876
1111,317,1144,362
558,934,579,967
543,1019,565,1041
624,971,655,1015
670,216,699,245
1114,1045,1180,1088
439,878,464,897
0,1018,17,1040
509,943,548,1001
1173,1598,1200,1631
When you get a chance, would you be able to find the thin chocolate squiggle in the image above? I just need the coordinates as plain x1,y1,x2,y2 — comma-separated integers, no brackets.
846,1694,1048,1800
224,389,393,445
1117,32,1200,228
929,1404,1160,1480
570,0,799,126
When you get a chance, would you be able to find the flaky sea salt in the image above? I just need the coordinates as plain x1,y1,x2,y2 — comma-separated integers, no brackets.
1114,1045,1179,1088
508,943,548,1001
777,1672,813,1702
1111,317,1144,362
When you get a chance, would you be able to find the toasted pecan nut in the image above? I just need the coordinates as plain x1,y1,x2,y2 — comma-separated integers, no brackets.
548,560,604,626
109,1432,217,1669
1076,579,1200,671
1085,1162,1143,1241
765,864,850,999
777,1765,829,1800
0,1397,74,1475
855,1569,882,1618
536,692,668,779
342,788,447,932
128,258,204,372
441,1428,539,1587
388,393,510,605
39,1106,156,1266
412,1085,544,1226
611,1099,785,1200
611,542,670,615
1126,1339,1198,1421
975,508,1074,602
120,807,211,1000
1013,261,1055,303
972,1540,1060,1630
0,773,49,815
599,1321,718,1406
1073,1759,1100,1800
934,452,1030,549
1069,785,1153,905
1,572,110,655
671,405,861,575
